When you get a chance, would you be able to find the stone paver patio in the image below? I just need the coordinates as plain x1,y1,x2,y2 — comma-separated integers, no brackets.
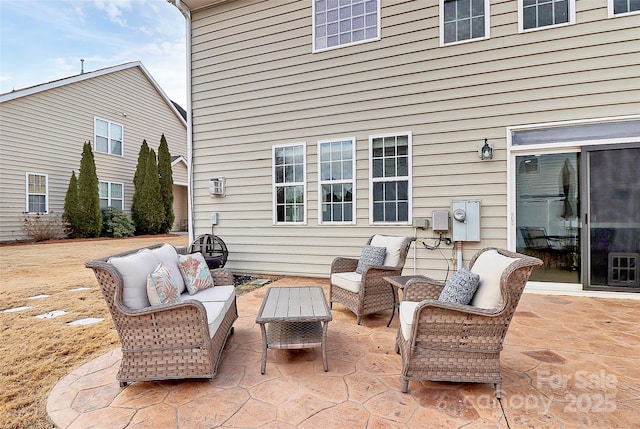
48,277,640,428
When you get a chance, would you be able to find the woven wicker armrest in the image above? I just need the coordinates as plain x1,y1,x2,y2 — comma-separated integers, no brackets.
211,267,234,285
115,300,211,349
403,278,444,301
415,299,500,317
409,299,505,351
331,257,359,274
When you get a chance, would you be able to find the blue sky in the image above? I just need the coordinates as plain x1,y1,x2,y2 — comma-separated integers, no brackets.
0,0,187,107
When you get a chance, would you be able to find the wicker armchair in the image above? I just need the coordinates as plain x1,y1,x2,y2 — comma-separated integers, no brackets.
86,243,237,386
330,235,413,325
395,248,542,396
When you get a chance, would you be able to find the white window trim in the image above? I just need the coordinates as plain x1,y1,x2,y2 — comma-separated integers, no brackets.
272,142,307,225
317,137,357,225
368,131,412,225
99,181,124,210
312,0,381,53
608,0,640,17
94,117,124,156
517,0,576,33
439,0,491,47
25,172,48,213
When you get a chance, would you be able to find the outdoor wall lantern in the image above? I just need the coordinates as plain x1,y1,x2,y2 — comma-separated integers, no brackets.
479,139,494,160
209,177,226,196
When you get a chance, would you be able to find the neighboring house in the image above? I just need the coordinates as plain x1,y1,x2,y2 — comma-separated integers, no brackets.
0,61,188,241
170,0,639,297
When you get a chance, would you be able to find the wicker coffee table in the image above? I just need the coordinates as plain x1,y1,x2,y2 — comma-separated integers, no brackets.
256,286,332,374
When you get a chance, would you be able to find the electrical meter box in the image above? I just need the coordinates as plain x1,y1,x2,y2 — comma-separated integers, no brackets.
452,200,480,241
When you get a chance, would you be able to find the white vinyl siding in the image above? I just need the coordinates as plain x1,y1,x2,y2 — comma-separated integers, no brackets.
313,0,380,52
94,117,123,156
608,0,640,16
440,0,490,46
369,132,412,224
99,181,124,210
273,143,306,225
318,138,356,224
518,0,576,32
26,173,48,213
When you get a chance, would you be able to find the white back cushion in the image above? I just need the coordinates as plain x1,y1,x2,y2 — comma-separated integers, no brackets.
150,244,186,294
109,249,159,310
370,235,406,267
469,250,518,310
399,301,419,341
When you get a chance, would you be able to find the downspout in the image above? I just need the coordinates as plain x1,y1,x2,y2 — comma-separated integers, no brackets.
171,0,195,245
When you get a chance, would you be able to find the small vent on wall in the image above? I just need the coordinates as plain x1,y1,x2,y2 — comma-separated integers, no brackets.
209,178,226,196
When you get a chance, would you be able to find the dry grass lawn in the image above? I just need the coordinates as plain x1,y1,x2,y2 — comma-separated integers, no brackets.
0,235,189,429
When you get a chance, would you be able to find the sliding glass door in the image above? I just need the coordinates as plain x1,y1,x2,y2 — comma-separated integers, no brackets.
583,144,640,291
515,152,580,283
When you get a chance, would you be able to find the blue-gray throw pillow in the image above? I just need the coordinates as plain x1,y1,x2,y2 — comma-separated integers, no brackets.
438,267,480,305
356,245,387,274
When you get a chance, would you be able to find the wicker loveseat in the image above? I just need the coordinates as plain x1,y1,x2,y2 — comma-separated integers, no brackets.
396,248,542,396
86,243,238,386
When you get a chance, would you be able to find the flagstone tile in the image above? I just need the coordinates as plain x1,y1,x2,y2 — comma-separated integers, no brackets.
127,403,177,429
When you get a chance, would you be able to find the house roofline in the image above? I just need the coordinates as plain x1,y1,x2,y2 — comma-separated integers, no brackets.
0,61,186,127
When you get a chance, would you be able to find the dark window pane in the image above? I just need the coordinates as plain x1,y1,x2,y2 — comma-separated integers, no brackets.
457,18,471,40
373,182,383,200
472,16,484,37
554,0,568,23
372,159,383,178
472,0,484,16
538,3,553,27
385,202,396,221
373,202,384,221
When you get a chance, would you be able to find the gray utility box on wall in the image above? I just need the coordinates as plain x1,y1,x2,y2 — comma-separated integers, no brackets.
452,200,481,242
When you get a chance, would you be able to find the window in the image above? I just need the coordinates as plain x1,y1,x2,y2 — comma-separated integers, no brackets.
441,0,489,45
273,143,306,224
369,133,411,224
26,173,48,213
94,118,123,156
519,0,575,31
99,181,124,210
318,138,356,224
609,0,640,16
313,0,380,52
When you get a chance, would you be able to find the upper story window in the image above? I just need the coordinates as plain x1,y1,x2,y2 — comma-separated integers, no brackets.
26,172,48,213
99,181,124,210
273,143,306,224
441,0,490,45
519,0,575,32
318,138,356,224
609,0,640,16
94,118,123,156
369,132,412,224
313,0,380,52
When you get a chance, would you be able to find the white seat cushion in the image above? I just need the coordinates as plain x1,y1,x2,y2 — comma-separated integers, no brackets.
183,286,235,339
109,249,158,310
331,272,362,293
370,235,406,267
470,250,519,310
399,301,420,341
150,244,186,294
201,301,227,338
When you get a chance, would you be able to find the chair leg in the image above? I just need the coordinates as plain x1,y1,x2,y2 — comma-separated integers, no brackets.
400,378,409,393
495,383,502,399
356,315,361,325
